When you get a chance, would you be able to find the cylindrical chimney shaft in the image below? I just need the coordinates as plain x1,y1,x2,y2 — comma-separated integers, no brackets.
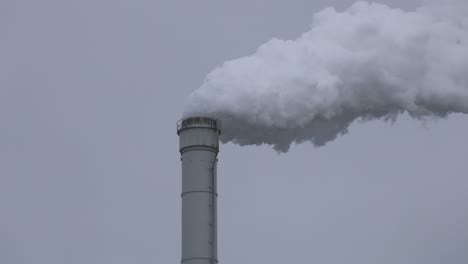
177,117,221,264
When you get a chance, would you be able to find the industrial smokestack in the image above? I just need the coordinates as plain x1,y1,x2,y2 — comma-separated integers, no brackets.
177,117,221,264
184,0,468,152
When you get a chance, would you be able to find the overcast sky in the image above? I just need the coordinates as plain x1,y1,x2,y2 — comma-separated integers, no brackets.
1,1,467,264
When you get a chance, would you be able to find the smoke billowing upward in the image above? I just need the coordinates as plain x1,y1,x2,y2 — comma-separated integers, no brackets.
184,0,468,152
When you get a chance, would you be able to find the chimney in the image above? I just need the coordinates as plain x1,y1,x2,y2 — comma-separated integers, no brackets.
177,117,221,264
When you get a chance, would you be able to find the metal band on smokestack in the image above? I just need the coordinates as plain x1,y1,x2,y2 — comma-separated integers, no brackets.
177,117,221,264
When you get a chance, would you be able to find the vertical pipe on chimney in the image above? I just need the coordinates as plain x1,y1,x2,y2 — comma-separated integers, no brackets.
177,117,221,264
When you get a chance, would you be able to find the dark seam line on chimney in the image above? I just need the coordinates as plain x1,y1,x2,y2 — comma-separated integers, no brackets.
181,257,219,263
181,190,218,197
179,145,218,154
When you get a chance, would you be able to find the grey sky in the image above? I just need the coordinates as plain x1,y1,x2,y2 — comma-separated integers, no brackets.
1,1,467,264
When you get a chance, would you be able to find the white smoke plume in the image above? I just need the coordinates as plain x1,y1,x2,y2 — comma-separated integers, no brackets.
184,0,468,152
